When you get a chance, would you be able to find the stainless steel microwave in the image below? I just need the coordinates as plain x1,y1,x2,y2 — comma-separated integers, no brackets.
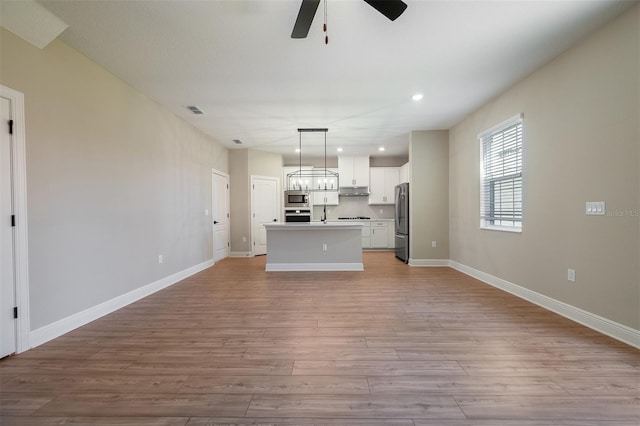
284,190,310,208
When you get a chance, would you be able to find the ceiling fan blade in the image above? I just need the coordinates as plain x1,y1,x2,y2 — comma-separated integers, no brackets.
363,0,408,21
291,0,320,39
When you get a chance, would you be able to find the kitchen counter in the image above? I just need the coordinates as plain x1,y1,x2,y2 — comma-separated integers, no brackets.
264,222,363,271
268,222,363,229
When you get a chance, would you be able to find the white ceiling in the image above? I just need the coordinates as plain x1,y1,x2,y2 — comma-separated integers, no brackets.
37,0,632,158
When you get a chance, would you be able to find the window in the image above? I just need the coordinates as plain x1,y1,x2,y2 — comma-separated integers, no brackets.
479,114,523,231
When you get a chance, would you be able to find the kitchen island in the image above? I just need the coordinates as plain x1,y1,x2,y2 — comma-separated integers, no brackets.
264,222,363,271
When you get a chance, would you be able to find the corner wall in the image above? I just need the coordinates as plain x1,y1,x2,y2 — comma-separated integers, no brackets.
229,149,282,255
409,130,449,263
448,5,639,330
0,29,228,335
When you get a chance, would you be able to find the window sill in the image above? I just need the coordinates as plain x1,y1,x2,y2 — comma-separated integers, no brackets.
480,225,522,233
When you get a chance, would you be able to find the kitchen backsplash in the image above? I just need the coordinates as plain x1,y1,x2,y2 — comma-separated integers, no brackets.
312,197,395,220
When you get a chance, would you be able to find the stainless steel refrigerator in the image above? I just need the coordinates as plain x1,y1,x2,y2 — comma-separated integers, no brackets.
394,182,409,263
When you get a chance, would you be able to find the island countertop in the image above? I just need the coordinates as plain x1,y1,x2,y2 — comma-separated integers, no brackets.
264,222,363,230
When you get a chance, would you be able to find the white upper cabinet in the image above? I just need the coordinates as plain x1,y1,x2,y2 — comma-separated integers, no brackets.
338,156,369,187
312,168,339,205
399,162,410,184
369,167,399,205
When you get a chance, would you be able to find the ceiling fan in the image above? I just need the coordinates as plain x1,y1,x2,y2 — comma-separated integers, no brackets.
291,0,408,39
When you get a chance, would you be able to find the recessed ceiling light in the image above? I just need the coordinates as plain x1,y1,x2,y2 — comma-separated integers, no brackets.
337,147,343,152
295,148,301,153
412,93,424,101
379,147,385,152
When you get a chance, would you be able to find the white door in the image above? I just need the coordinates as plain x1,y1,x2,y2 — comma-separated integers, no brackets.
212,170,229,262
0,96,16,358
251,176,279,256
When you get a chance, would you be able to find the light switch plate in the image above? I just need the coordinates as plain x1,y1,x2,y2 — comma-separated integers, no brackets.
585,201,605,215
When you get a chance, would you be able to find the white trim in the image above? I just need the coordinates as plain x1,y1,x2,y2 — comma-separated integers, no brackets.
1,85,30,354
29,259,214,349
449,260,640,349
229,251,252,258
408,258,450,267
477,113,523,139
265,262,363,272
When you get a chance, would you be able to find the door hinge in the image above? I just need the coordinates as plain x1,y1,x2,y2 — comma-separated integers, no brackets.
13,307,18,319
226,184,229,189
11,215,15,227
227,242,229,247
8,120,13,135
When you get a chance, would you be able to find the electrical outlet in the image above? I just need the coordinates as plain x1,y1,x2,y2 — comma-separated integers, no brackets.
379,209,383,214
567,268,576,282
242,236,247,242
322,243,327,251
432,240,437,248
158,255,163,264
204,209,209,216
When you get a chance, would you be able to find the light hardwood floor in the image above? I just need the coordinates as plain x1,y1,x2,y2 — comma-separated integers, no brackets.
1,252,638,425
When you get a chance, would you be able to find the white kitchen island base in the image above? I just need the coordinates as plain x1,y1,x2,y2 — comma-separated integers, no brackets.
264,223,363,272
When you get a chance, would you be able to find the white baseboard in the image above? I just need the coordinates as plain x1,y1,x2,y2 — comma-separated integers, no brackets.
449,260,640,349
229,251,252,257
266,262,364,272
408,258,450,267
29,259,215,349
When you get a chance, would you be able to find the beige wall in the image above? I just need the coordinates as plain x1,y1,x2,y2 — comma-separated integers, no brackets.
0,29,228,330
229,149,250,254
229,149,282,254
409,130,449,261
248,149,283,179
449,6,639,329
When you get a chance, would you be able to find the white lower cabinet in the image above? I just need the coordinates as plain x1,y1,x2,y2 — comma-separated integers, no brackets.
358,220,395,249
371,221,389,248
361,223,371,248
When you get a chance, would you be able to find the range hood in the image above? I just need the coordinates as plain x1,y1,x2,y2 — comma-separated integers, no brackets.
339,186,370,196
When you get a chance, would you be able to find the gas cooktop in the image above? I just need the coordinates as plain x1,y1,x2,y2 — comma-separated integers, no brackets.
337,216,370,220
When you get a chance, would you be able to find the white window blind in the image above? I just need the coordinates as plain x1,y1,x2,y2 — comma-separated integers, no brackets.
479,115,523,231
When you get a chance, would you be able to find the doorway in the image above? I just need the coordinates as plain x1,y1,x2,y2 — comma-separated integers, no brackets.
250,175,279,256
0,85,29,356
211,170,229,262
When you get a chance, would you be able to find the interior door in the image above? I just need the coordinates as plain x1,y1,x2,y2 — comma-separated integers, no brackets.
212,170,229,262
251,176,279,256
0,96,16,358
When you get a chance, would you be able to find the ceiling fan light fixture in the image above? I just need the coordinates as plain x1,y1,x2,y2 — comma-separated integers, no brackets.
412,93,424,101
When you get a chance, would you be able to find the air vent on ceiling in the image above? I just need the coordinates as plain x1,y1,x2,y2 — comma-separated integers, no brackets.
186,105,204,115
233,139,243,145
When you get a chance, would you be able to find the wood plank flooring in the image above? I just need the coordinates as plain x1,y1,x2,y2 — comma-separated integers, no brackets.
1,252,638,425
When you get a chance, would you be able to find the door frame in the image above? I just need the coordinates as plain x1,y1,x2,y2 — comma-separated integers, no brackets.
211,169,230,262
250,175,280,256
1,85,30,354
